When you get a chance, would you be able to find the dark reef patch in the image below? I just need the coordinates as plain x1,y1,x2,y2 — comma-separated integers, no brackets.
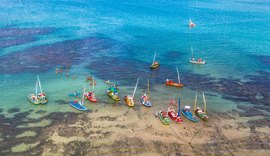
35,110,46,114
7,108,20,114
0,28,55,38
247,118,270,128
236,105,266,117
0,36,113,74
0,109,81,155
0,37,36,49
55,100,68,105
252,55,270,66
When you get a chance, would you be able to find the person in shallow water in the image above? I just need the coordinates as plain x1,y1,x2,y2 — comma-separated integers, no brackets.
55,68,59,74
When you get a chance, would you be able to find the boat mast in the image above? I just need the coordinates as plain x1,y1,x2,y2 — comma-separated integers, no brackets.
82,85,86,106
92,76,95,93
177,97,181,117
147,79,150,98
176,67,180,83
202,91,207,114
37,75,43,94
132,78,140,98
152,52,156,65
194,91,197,111
35,81,38,98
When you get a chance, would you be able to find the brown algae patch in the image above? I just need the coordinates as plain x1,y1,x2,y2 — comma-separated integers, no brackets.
16,131,37,138
17,119,52,128
11,141,40,153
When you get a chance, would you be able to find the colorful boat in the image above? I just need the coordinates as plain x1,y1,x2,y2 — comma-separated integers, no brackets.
189,18,196,28
28,75,48,105
85,76,98,102
194,91,208,121
69,85,88,111
189,46,206,65
106,87,120,101
168,98,183,124
141,79,152,107
150,52,160,69
124,78,139,107
69,100,88,111
181,105,199,122
165,67,184,87
156,110,170,125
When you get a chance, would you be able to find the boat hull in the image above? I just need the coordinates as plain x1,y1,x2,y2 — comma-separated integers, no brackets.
28,94,47,105
168,110,183,124
69,100,88,111
181,109,199,122
165,81,184,87
141,99,152,107
124,96,134,107
195,110,208,121
85,92,98,103
106,91,120,101
157,111,170,125
150,63,160,69
189,60,206,65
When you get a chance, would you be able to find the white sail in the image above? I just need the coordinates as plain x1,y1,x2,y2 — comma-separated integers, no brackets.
176,67,180,83
92,76,95,92
37,75,42,93
147,79,150,98
35,81,38,98
132,78,140,98
202,91,207,113
152,52,156,65
82,85,86,106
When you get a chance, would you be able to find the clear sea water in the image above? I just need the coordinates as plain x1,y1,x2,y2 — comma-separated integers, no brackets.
0,0,269,117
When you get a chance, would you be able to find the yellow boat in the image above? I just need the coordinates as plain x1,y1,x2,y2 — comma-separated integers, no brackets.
150,52,160,69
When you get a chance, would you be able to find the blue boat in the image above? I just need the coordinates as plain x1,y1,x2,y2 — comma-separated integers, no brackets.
69,85,88,111
69,100,88,111
181,105,199,122
141,79,152,107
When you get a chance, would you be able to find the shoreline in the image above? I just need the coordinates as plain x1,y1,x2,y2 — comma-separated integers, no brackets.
0,103,269,155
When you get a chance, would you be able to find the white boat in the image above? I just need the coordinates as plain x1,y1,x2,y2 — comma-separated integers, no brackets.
189,46,206,65
189,18,196,28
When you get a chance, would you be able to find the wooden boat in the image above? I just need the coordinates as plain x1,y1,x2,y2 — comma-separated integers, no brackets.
69,85,88,111
106,87,120,101
85,76,98,102
156,110,170,125
168,98,183,124
150,52,160,69
124,78,139,107
141,79,152,107
189,18,196,28
181,105,199,122
28,75,48,105
69,100,88,111
165,67,184,87
194,91,208,121
189,46,206,65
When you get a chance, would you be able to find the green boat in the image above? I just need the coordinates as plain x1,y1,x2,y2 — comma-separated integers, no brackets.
156,110,170,125
150,52,160,69
106,87,120,101
194,91,208,121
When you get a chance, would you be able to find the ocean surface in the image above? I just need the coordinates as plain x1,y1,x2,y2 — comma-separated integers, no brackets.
0,0,269,119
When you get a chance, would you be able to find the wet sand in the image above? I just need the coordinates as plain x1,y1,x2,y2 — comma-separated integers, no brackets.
1,102,268,156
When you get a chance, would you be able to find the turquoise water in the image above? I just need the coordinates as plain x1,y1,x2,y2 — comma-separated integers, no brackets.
0,0,269,117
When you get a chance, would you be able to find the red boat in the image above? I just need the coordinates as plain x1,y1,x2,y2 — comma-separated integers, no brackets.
84,92,98,102
167,98,183,123
165,80,184,87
